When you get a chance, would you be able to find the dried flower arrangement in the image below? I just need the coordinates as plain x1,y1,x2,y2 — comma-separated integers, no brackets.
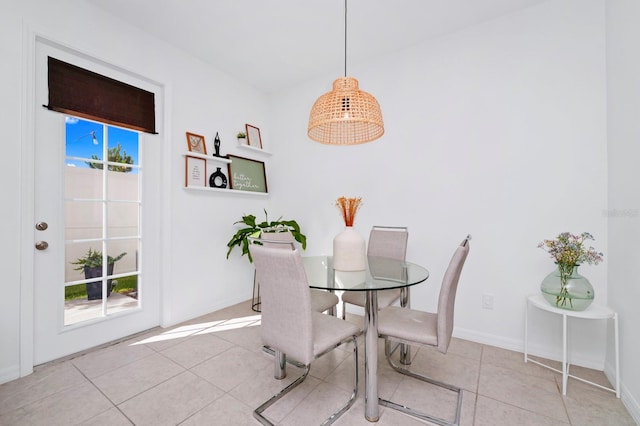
336,196,363,227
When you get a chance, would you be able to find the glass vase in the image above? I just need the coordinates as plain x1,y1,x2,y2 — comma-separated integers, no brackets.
540,264,594,311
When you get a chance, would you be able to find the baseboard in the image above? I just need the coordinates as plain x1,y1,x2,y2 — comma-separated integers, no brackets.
621,384,640,425
453,326,605,370
604,361,640,424
453,326,523,353
0,364,21,385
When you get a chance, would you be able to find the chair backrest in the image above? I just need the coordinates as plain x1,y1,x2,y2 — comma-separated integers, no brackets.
262,230,294,243
368,226,408,260
436,235,471,353
259,230,296,250
249,242,315,365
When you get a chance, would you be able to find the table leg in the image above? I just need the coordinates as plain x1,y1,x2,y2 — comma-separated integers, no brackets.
328,288,337,317
614,313,620,398
524,297,529,362
399,287,411,365
330,268,337,317
562,313,568,396
364,290,379,422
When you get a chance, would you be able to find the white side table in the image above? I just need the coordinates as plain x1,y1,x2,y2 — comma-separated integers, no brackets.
524,293,619,398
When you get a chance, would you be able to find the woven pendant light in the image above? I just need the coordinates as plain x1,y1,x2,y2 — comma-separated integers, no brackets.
307,0,384,145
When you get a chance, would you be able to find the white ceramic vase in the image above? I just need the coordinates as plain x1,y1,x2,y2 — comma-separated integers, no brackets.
333,226,366,271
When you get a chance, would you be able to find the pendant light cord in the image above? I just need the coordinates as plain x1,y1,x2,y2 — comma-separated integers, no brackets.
344,0,348,77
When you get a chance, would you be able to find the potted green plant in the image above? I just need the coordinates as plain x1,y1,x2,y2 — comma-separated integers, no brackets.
72,248,127,300
226,209,306,262
237,131,247,143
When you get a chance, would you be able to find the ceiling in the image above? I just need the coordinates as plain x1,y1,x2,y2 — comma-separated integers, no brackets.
86,0,547,94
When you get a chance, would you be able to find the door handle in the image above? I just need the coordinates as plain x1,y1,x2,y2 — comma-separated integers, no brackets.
35,241,49,251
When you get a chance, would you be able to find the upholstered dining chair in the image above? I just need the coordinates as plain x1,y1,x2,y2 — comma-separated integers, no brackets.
341,226,409,319
254,231,339,314
376,235,471,426
249,239,360,426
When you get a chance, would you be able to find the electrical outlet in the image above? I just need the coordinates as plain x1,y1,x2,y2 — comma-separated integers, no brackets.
482,294,494,310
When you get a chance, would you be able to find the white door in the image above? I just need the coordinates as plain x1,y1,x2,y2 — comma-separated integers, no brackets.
33,41,162,365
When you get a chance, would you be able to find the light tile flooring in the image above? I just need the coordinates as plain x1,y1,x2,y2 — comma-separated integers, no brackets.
0,300,635,425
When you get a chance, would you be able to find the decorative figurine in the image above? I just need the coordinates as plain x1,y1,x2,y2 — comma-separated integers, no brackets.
213,132,221,157
209,167,227,188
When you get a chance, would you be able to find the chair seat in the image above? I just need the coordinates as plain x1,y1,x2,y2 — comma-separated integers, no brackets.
341,288,401,309
312,311,361,356
311,289,339,313
377,305,438,347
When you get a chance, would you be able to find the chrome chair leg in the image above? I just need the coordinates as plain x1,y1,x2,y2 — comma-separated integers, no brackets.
254,365,310,425
255,336,359,426
262,345,305,370
379,339,462,426
274,350,286,380
321,336,358,426
388,339,411,366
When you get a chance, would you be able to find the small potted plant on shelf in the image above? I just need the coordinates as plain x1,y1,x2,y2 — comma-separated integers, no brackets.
72,248,127,300
226,209,306,263
236,131,247,144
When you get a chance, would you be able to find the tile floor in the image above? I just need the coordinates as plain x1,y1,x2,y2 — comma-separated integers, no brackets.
0,300,635,425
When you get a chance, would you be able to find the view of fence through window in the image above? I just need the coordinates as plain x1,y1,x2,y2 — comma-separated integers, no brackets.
64,116,141,326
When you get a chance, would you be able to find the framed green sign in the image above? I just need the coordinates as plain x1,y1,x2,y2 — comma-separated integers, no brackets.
227,155,268,193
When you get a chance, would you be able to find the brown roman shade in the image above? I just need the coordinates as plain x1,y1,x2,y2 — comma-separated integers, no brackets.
45,56,156,134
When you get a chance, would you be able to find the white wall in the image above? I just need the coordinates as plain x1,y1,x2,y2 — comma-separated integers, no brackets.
0,1,24,385
270,0,608,363
0,0,274,383
606,0,640,422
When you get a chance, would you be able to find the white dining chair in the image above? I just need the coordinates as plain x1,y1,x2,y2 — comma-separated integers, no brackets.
341,226,408,319
249,240,360,425
255,231,339,314
377,235,471,426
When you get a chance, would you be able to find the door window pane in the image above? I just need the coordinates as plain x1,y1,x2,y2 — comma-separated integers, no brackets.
65,117,104,163
64,117,141,326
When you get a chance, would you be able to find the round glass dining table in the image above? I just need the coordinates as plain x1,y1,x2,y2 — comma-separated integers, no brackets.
302,255,430,422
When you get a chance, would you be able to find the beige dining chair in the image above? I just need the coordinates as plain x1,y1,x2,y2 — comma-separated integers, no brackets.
377,235,471,426
341,226,409,319
249,240,360,426
255,231,339,314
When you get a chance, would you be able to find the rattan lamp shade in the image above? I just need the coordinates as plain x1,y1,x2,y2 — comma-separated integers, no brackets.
308,77,384,145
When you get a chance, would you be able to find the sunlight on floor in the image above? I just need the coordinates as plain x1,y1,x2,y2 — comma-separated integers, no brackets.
130,314,262,345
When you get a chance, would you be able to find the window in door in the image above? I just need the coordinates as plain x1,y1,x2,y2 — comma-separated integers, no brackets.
64,116,141,326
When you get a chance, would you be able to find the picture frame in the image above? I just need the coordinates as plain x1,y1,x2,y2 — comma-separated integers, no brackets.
185,156,207,187
245,124,263,149
227,155,268,193
186,132,207,154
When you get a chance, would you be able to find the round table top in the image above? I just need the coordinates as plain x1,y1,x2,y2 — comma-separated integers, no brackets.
527,293,616,319
303,255,430,292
